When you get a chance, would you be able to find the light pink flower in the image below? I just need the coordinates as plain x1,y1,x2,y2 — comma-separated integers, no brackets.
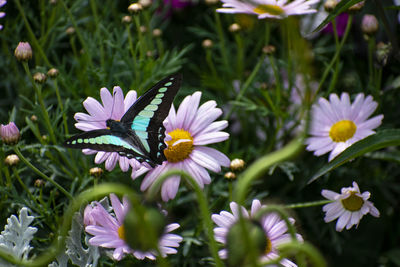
84,194,182,261
212,199,302,266
322,181,380,232
139,91,230,201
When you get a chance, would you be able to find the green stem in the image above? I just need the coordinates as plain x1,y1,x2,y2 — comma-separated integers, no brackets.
14,0,52,67
285,199,333,209
234,33,244,79
315,15,353,99
22,62,57,144
13,146,72,200
126,23,140,85
134,15,145,61
53,79,69,136
326,19,340,94
146,169,223,267
214,12,230,72
89,0,104,69
12,167,39,206
206,48,218,78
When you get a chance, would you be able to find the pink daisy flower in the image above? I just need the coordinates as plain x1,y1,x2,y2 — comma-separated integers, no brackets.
322,181,380,232
73,86,149,177
84,194,183,261
139,91,230,201
212,199,302,266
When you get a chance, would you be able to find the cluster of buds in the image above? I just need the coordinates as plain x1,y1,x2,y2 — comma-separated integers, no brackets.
224,158,246,180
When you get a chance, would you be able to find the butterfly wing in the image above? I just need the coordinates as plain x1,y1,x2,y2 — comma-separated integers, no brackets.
64,129,149,162
121,74,182,165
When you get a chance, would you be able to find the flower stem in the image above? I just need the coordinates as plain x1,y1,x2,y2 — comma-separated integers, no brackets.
13,146,72,200
53,79,69,136
146,169,223,267
285,199,333,209
22,62,57,144
214,12,230,73
12,167,38,206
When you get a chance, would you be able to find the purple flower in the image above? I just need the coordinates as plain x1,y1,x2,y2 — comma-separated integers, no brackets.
0,122,20,145
84,194,182,261
139,91,230,201
73,86,149,177
164,0,192,10
0,0,6,31
212,199,302,266
322,13,349,37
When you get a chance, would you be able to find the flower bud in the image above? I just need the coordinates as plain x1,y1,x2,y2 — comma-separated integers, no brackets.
262,45,276,55
122,15,132,24
361,14,378,36
4,154,19,166
34,179,45,188
66,27,75,35
0,122,21,145
224,171,236,180
375,42,391,68
89,167,103,177
49,0,57,4
139,0,152,8
128,3,142,13
324,0,337,12
202,39,213,49
14,42,32,61
47,68,59,78
230,158,245,171
226,219,267,266
140,25,147,33
30,115,38,122
348,1,364,13
123,206,166,251
152,28,162,38
33,72,47,83
229,23,241,33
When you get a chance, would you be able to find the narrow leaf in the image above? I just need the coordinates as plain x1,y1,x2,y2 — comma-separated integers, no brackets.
308,129,400,184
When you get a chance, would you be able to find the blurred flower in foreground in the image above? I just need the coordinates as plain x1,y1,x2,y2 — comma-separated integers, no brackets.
0,122,20,145
0,0,6,31
322,181,379,231
73,87,148,177
139,92,230,201
217,0,320,19
322,13,349,37
212,199,302,266
84,194,182,260
306,93,383,161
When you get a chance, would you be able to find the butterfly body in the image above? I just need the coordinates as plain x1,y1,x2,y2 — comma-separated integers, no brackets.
64,74,182,167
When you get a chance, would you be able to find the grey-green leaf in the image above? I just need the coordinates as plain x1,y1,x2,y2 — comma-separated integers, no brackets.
308,129,400,184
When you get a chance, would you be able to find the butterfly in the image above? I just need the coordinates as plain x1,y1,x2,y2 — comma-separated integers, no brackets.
64,74,182,167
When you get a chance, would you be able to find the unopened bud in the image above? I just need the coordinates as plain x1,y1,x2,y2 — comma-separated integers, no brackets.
375,42,391,68
122,15,132,24
0,122,21,145
128,3,142,13
47,68,59,78
152,28,162,37
14,42,32,61
139,0,152,8
230,158,245,171
229,23,241,33
5,154,19,166
146,50,153,57
49,0,57,4
30,115,38,122
224,171,236,180
324,0,337,12
41,135,48,141
348,1,364,13
262,45,276,55
33,72,47,83
202,39,213,49
140,25,147,33
66,27,75,35
361,14,378,36
34,179,45,188
89,167,103,177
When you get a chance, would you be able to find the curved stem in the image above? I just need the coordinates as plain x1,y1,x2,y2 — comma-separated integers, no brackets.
285,199,333,209
13,146,73,200
146,169,223,267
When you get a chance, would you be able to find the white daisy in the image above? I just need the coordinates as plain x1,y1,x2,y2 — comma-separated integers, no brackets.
212,199,302,266
306,92,383,161
139,91,230,202
322,181,380,232
217,0,320,20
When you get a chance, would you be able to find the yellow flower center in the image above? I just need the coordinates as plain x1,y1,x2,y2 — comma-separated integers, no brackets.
118,225,125,240
329,120,357,142
253,4,284,16
164,129,194,163
341,192,364,212
265,235,272,254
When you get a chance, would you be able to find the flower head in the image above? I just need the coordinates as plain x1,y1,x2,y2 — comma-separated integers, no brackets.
73,86,149,177
139,92,230,201
14,42,32,61
306,92,383,161
217,0,320,20
84,194,182,261
322,181,380,231
0,0,6,31
212,199,302,266
0,122,20,145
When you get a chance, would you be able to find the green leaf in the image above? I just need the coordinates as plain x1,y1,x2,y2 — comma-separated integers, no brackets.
312,0,364,33
308,129,400,184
